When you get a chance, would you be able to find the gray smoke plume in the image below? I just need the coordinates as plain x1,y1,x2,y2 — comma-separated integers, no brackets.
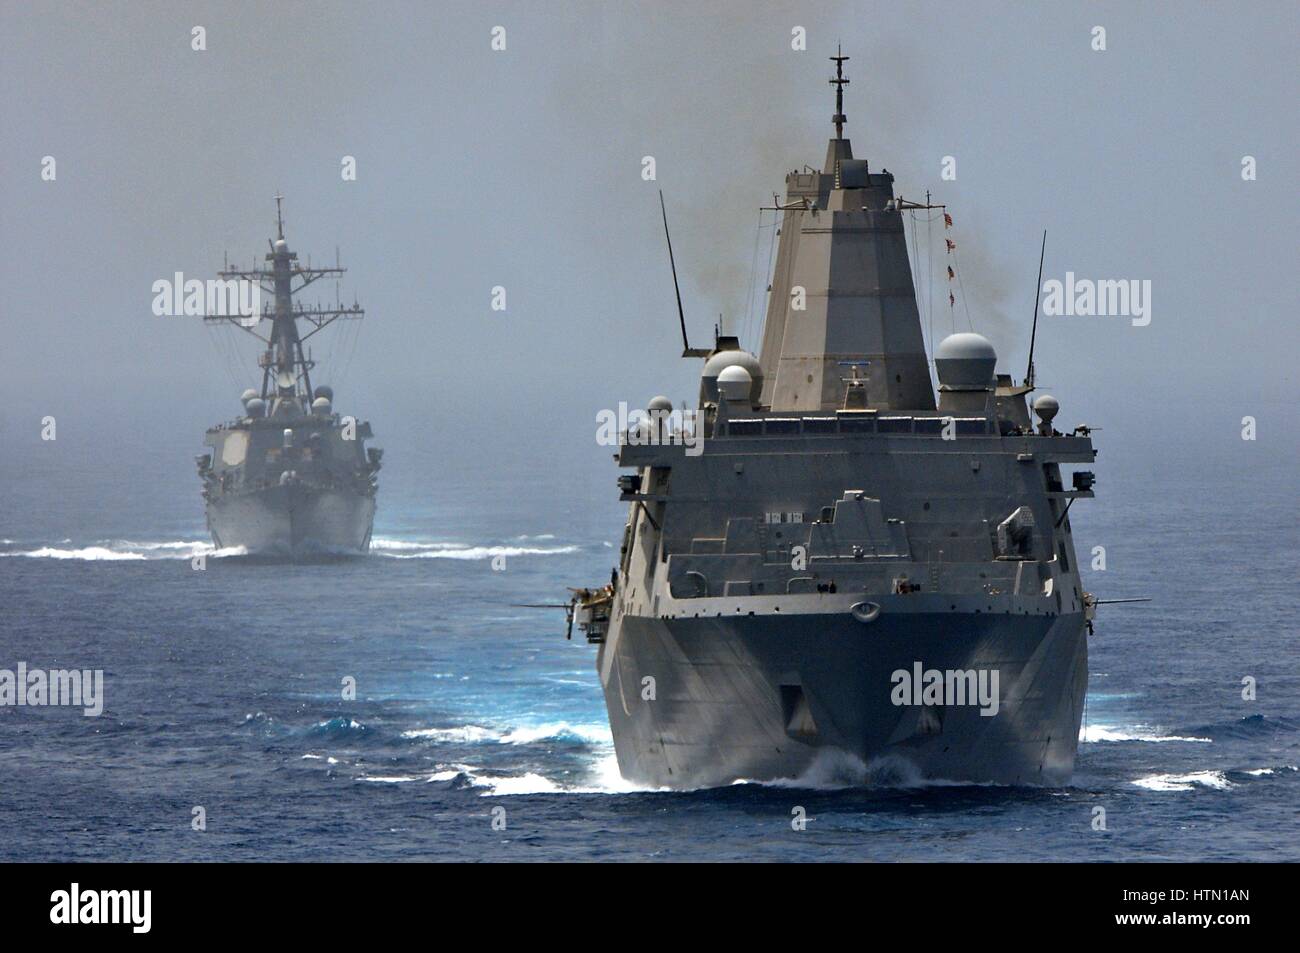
549,2,1017,355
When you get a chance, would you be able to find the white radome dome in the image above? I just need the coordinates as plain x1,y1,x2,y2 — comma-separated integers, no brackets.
1032,394,1060,423
701,349,762,403
717,365,753,401
935,332,997,390
702,349,762,381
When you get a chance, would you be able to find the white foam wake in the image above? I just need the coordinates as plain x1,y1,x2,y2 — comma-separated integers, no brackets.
1132,771,1233,792
369,537,578,560
498,722,612,745
400,721,611,746
1080,724,1211,744
401,724,503,743
463,752,659,796
0,539,245,561
386,720,653,795
745,748,993,791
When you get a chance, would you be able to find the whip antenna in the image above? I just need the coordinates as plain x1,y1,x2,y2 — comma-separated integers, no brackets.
1025,229,1047,388
659,190,697,356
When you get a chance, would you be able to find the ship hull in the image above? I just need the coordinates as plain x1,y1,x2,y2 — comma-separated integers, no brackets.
206,484,375,558
597,606,1087,789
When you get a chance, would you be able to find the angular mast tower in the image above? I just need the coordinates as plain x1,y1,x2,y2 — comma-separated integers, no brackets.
213,195,364,410
757,48,935,412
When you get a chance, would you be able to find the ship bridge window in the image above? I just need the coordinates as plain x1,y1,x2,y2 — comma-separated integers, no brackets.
914,418,945,435
878,417,914,434
801,417,838,434
727,419,763,437
956,418,988,436
765,418,801,435
839,417,876,434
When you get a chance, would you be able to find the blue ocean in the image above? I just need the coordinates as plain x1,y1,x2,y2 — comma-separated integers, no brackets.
1,417,1296,863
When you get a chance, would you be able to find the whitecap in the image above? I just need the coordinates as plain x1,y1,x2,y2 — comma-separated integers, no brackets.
5,545,148,561
497,722,611,745
470,772,564,796
425,768,464,782
0,538,243,561
1132,771,1233,792
314,717,364,731
401,724,502,743
375,543,579,560
1080,724,1211,744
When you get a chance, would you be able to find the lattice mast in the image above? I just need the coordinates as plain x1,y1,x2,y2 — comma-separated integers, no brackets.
209,196,364,403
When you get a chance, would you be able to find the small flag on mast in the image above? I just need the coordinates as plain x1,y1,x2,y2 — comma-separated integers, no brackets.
943,212,953,228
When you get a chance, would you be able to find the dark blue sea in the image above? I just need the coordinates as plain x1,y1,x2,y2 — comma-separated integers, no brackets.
1,417,1296,862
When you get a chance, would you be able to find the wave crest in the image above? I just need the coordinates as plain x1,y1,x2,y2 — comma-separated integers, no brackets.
0,539,243,561
1132,770,1233,792
369,538,578,560
1081,724,1212,744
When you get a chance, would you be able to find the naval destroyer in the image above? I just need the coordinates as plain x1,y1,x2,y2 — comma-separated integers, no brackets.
194,199,381,557
565,53,1123,789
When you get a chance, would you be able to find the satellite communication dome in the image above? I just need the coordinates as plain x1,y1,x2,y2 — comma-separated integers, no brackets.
1032,394,1060,424
245,398,266,418
934,332,997,390
703,349,762,381
274,238,289,254
702,349,762,403
240,388,259,406
717,365,753,402
313,385,334,402
311,397,332,415
647,395,673,414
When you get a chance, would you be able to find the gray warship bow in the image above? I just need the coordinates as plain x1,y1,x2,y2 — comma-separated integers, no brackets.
566,52,1115,788
193,198,381,558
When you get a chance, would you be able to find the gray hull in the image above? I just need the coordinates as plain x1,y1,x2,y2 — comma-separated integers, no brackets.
206,484,375,557
598,602,1088,789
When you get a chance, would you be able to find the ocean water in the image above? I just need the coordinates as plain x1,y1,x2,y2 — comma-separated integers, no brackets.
1,423,1296,863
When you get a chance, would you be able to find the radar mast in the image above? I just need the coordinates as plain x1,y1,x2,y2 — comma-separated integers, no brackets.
205,197,365,406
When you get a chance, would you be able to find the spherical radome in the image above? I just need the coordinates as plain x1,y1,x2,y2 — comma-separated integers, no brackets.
717,365,753,401
934,332,997,389
1032,394,1060,423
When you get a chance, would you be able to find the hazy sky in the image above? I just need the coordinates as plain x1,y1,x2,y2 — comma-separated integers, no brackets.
2,1,1296,512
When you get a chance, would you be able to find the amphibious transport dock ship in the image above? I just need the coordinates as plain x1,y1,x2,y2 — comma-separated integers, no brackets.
194,199,381,557
566,54,1120,789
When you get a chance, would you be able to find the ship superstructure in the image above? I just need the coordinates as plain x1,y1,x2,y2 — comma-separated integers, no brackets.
568,53,1108,788
194,198,381,557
